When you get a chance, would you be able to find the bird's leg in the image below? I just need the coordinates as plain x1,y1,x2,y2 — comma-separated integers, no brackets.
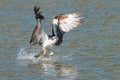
34,48,44,58
48,49,57,56
43,47,48,57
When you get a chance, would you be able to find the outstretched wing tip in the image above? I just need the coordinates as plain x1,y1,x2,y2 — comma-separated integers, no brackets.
33,6,44,20
53,12,84,33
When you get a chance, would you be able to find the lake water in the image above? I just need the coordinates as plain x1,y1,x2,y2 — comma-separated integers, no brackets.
0,0,120,80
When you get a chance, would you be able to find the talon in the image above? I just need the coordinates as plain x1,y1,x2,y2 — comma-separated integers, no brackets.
34,52,43,58
43,54,49,58
49,51,56,56
34,55,40,58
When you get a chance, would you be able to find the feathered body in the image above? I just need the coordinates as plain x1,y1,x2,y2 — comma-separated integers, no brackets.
30,6,84,58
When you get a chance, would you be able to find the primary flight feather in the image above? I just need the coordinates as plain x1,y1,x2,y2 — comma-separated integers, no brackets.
29,6,84,58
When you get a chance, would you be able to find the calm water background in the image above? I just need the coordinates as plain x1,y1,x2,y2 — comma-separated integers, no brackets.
0,0,120,80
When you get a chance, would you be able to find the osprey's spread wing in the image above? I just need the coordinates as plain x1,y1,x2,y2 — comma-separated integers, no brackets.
34,6,44,20
30,6,45,45
53,13,84,45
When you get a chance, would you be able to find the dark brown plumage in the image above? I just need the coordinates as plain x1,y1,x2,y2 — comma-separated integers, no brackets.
34,6,44,20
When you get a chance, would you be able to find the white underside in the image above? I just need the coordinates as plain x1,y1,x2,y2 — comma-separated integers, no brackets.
40,31,56,48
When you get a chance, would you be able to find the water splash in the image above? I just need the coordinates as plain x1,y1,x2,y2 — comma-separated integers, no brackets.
17,46,63,65
17,46,78,79
17,47,35,60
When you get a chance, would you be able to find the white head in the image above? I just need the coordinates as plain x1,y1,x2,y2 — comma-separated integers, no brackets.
49,36,58,45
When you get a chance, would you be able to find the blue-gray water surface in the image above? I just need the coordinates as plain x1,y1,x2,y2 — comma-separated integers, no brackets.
0,0,120,80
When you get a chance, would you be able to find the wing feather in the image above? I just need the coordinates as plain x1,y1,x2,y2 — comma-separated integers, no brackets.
30,6,47,46
53,12,84,32
53,12,84,45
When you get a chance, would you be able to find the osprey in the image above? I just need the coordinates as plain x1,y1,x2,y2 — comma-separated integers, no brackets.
30,6,84,58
